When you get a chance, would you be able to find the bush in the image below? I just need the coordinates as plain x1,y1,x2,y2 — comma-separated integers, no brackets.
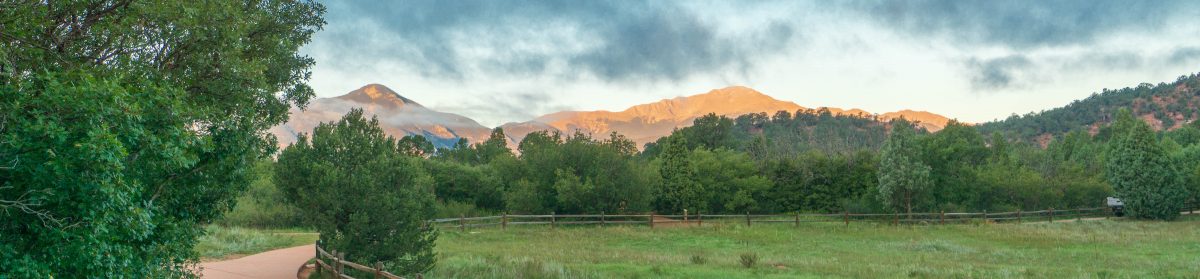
690,254,707,265
739,252,758,268
276,109,438,275
217,161,305,228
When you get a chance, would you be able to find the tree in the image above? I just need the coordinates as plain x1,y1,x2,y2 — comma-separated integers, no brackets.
398,135,436,157
1105,110,1188,220
656,136,705,213
1,2,323,277
276,109,437,275
877,119,933,217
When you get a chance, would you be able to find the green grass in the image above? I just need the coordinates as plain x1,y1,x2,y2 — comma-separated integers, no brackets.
428,216,1200,278
195,225,318,261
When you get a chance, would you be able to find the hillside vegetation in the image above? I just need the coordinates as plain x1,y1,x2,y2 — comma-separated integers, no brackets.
980,73,1200,143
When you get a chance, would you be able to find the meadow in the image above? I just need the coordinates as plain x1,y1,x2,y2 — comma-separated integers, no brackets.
426,216,1200,279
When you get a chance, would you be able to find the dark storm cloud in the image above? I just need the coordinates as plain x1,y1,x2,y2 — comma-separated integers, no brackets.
849,0,1198,49
965,55,1032,90
313,1,797,82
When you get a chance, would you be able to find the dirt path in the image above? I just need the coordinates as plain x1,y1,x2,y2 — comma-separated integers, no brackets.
200,244,313,279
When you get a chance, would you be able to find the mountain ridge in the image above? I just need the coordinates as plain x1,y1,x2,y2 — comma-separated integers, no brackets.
272,84,955,149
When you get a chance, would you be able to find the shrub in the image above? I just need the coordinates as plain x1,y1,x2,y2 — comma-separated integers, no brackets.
739,252,758,268
276,109,438,275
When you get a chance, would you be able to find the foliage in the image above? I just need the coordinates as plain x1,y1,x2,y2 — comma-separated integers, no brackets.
275,109,437,275
492,131,654,214
877,119,933,215
1105,110,1188,220
655,135,705,213
217,160,305,228
0,1,323,276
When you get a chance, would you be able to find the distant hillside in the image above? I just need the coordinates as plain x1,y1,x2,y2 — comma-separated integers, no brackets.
270,84,492,149
502,86,953,148
978,72,1200,143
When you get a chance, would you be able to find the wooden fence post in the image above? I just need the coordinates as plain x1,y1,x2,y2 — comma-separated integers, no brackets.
1049,208,1054,223
336,251,345,275
794,212,800,227
698,212,703,227
1076,208,1082,222
745,212,751,227
982,210,988,224
459,214,466,232
1017,209,1022,224
502,212,508,230
600,211,606,226
551,211,556,228
892,212,898,226
684,209,689,224
843,211,849,227
331,249,338,275
649,212,655,229
374,261,383,279
939,211,944,225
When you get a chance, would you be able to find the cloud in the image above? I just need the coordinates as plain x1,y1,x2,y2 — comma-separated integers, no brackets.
965,55,1033,90
848,0,1198,49
430,89,573,127
309,0,798,83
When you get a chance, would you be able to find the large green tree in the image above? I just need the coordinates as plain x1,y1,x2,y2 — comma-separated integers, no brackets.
275,109,437,275
0,1,323,277
877,119,932,217
1105,110,1188,220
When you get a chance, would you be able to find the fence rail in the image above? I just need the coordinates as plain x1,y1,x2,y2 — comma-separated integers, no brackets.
315,243,419,279
429,204,1200,231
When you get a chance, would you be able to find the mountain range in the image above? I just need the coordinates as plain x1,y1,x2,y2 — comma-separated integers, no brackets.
271,85,952,149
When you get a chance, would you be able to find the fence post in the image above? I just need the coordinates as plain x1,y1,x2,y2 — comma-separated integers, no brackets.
502,212,508,230
315,241,322,274
1076,208,1082,222
649,212,655,229
460,214,466,232
374,261,383,279
795,212,800,227
939,210,944,225
684,209,689,224
551,211,556,228
698,212,703,227
843,211,849,227
336,251,345,275
600,211,606,226
892,212,898,226
982,210,988,224
1049,208,1054,223
745,212,751,227
1017,209,1022,224
331,249,338,275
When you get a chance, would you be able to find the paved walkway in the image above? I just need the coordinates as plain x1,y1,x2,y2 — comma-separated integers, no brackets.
201,244,314,279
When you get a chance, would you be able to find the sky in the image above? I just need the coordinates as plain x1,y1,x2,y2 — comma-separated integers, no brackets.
301,0,1200,127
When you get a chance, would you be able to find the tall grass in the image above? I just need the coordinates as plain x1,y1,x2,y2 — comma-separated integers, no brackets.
195,225,318,260
427,217,1200,278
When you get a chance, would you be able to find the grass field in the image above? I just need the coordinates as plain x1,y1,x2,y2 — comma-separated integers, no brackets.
195,225,318,261
428,216,1200,278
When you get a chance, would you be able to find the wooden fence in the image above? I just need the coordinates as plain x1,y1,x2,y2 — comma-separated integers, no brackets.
427,206,1149,230
314,242,420,279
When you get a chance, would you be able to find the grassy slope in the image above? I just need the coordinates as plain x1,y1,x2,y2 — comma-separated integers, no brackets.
195,225,319,261
430,216,1200,279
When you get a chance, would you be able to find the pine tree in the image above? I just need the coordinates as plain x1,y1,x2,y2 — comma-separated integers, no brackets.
656,135,705,213
1105,109,1188,220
